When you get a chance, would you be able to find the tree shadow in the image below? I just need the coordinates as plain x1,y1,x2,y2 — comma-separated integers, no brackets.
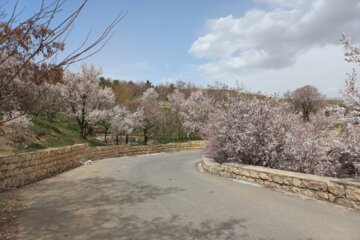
16,177,314,240
20,177,185,207
91,215,247,240
16,177,189,239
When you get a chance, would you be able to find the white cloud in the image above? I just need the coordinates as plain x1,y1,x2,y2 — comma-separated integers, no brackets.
220,44,355,97
190,0,360,84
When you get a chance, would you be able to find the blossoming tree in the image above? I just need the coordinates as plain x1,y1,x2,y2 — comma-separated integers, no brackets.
137,88,163,144
61,64,115,137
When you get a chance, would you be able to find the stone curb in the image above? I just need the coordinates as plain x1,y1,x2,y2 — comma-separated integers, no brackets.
201,156,360,210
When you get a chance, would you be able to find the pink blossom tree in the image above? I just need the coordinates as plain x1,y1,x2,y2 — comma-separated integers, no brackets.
205,95,343,177
341,34,360,111
205,97,299,164
283,110,341,176
331,125,360,177
339,34,360,176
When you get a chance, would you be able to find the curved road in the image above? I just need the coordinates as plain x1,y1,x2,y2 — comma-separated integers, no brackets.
16,150,360,240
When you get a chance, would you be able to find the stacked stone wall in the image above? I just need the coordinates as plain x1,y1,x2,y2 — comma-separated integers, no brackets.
202,156,360,210
0,141,206,190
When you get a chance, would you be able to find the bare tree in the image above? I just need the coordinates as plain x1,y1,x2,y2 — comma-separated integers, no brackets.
0,0,124,123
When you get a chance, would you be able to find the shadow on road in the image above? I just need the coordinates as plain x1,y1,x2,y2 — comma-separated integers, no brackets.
91,215,247,240
16,177,248,239
16,176,314,240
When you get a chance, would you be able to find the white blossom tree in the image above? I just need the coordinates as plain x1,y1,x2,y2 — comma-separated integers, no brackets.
168,89,185,118
181,90,215,137
61,64,115,137
110,105,137,145
167,89,186,139
37,82,65,122
88,109,113,142
137,88,163,144
2,111,33,146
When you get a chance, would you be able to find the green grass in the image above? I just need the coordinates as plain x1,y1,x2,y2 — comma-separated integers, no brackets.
15,116,107,153
156,137,200,144
18,143,46,152
13,115,201,153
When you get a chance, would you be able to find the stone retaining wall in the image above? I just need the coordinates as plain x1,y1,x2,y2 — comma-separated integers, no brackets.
202,156,360,210
88,141,206,160
0,141,206,191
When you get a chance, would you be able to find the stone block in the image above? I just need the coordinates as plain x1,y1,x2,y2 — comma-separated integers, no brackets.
303,180,327,191
283,178,292,186
327,182,345,197
249,171,259,179
301,189,316,198
238,168,250,177
345,186,360,201
316,191,329,201
292,178,302,187
258,172,269,180
8,163,16,170
336,197,355,208
272,175,284,184
328,193,336,202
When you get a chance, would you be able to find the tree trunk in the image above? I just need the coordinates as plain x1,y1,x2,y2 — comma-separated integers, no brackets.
144,129,148,145
178,124,182,140
78,117,88,138
125,134,129,144
104,127,108,143
80,125,86,138
116,135,119,145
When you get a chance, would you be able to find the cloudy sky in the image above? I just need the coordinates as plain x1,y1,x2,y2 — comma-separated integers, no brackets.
14,0,360,97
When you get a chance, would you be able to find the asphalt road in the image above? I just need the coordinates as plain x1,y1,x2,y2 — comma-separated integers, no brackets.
16,150,360,240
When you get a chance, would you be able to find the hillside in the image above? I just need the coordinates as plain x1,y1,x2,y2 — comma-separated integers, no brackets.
0,117,107,156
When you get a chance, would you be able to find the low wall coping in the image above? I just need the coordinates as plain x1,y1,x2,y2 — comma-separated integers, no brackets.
202,157,360,187
201,156,360,210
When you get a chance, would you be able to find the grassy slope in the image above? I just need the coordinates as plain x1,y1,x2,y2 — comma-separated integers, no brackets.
16,117,107,153
1,115,198,154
